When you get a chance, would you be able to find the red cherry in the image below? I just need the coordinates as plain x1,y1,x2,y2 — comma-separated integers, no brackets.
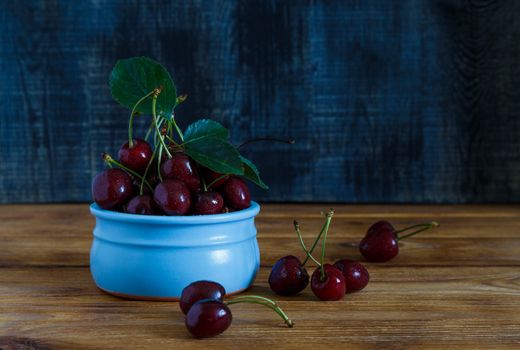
180,281,226,314
192,192,224,215
367,220,395,236
221,177,251,210
118,138,153,173
202,167,229,189
125,195,156,215
92,168,134,210
333,259,370,293
153,179,191,215
160,153,201,192
310,264,345,301
268,255,309,296
185,300,232,339
359,228,399,262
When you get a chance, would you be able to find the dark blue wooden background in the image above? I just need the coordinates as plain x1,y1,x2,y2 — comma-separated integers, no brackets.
1,0,520,203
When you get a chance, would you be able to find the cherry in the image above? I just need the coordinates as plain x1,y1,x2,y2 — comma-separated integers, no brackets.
160,153,201,193
360,221,439,262
180,281,226,314
221,176,251,210
185,299,232,339
367,220,394,236
310,264,346,301
268,255,309,296
153,179,191,215
333,259,370,293
202,167,229,189
192,192,224,215
92,168,134,210
359,229,398,262
125,195,156,215
118,138,153,174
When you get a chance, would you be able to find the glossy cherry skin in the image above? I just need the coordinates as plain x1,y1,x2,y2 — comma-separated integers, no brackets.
359,228,399,262
333,259,370,293
185,299,232,339
118,138,153,174
160,153,201,193
92,168,134,210
180,281,226,314
192,192,224,215
268,255,309,296
310,264,346,301
221,177,251,210
367,220,395,236
125,195,156,215
203,167,229,189
153,179,192,215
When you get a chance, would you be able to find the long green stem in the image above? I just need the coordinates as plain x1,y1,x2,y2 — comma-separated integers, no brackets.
226,296,293,327
394,222,436,235
319,209,334,281
103,154,153,192
397,221,439,241
156,143,164,182
152,92,172,158
171,112,184,142
128,90,156,147
139,147,157,195
293,220,321,266
301,213,331,265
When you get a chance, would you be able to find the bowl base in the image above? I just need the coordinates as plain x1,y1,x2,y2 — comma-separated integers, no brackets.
96,285,250,302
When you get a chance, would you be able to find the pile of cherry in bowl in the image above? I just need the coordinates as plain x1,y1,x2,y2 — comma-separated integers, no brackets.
91,141,251,216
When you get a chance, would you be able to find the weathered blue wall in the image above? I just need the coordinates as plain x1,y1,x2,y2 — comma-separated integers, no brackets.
1,0,519,203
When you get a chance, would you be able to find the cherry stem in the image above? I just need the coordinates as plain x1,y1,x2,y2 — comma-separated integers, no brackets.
397,221,439,241
139,147,157,195
293,220,321,267
206,174,229,189
319,209,334,282
238,137,295,150
301,213,330,265
171,112,184,142
128,90,156,147
226,295,293,328
152,90,172,159
102,153,153,192
156,143,164,182
394,222,437,235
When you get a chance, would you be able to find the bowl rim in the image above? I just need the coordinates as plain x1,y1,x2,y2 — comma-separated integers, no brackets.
90,201,260,224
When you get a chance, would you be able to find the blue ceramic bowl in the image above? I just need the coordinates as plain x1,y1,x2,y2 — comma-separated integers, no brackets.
89,202,260,300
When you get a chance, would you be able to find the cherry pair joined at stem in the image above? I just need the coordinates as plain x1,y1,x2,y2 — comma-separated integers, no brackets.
181,281,292,339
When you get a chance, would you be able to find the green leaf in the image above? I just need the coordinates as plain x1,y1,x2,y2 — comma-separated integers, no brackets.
184,137,244,175
109,57,177,116
240,156,268,189
184,119,229,142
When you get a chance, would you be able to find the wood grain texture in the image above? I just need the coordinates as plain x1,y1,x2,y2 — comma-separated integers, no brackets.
1,1,520,203
1,203,520,349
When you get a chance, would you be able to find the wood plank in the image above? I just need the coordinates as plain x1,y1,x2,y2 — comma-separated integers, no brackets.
2,1,520,204
0,266,519,349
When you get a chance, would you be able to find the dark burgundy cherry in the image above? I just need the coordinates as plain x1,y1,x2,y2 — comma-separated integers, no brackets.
185,299,232,339
125,195,156,215
310,264,346,301
367,220,395,236
268,255,309,296
118,138,153,173
160,153,201,192
180,281,226,314
92,168,134,210
359,228,399,262
153,179,191,215
221,176,251,210
203,167,229,189
192,192,224,215
333,259,370,293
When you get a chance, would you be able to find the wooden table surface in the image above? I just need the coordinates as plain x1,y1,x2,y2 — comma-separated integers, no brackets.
1,204,520,349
